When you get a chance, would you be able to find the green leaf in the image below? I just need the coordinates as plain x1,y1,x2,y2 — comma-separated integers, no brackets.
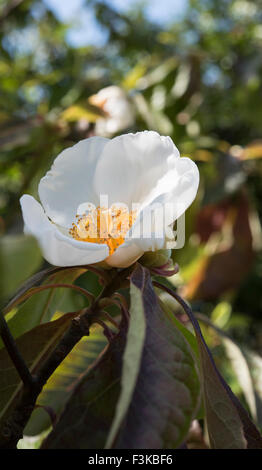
135,57,177,90
17,429,50,449
159,297,199,360
161,298,205,420
244,349,262,430
25,325,107,436
61,104,106,123
222,337,257,423
44,265,200,449
0,267,86,349
0,312,77,431
112,264,201,449
154,282,262,449
42,327,126,449
122,63,147,90
196,328,262,448
105,271,146,448
2,265,65,314
196,314,257,423
0,235,42,302
197,337,260,448
240,143,262,160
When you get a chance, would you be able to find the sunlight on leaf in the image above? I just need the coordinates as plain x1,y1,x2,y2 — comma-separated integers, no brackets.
0,312,77,440
25,325,107,436
112,265,201,449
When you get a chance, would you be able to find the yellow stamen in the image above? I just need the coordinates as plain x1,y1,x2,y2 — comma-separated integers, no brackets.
69,205,137,255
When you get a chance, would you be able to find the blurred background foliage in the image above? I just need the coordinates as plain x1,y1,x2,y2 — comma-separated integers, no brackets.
1,0,262,444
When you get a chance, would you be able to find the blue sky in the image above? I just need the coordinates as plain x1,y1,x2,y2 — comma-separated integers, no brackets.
43,0,188,47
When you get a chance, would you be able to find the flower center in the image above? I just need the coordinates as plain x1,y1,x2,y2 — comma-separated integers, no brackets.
69,204,137,255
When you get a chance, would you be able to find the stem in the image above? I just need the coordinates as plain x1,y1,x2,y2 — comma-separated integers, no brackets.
0,312,34,389
0,313,92,449
85,265,111,284
5,283,94,314
93,319,115,341
112,292,128,310
98,310,120,330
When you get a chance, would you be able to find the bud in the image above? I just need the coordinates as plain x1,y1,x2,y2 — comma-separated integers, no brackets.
140,249,172,268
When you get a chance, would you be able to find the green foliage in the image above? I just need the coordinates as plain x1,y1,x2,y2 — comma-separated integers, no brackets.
105,269,147,448
153,280,262,448
41,327,126,449
0,0,262,449
0,267,86,349
0,235,42,301
111,265,201,449
0,311,78,430
40,265,201,449
25,325,107,436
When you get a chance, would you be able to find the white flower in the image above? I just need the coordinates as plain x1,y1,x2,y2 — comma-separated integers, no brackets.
89,86,134,137
20,131,199,268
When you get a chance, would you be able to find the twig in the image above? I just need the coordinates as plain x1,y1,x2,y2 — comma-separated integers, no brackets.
93,319,115,341
112,292,128,310
0,312,34,389
5,283,95,314
98,310,120,330
0,312,91,449
86,265,111,284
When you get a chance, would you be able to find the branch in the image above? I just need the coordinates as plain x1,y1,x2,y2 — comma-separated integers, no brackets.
0,312,34,389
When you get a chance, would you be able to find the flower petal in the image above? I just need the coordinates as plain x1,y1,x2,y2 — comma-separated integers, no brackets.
140,156,200,224
38,137,109,227
106,233,165,268
105,239,144,268
20,195,109,267
106,156,199,267
93,131,179,208
106,205,166,268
